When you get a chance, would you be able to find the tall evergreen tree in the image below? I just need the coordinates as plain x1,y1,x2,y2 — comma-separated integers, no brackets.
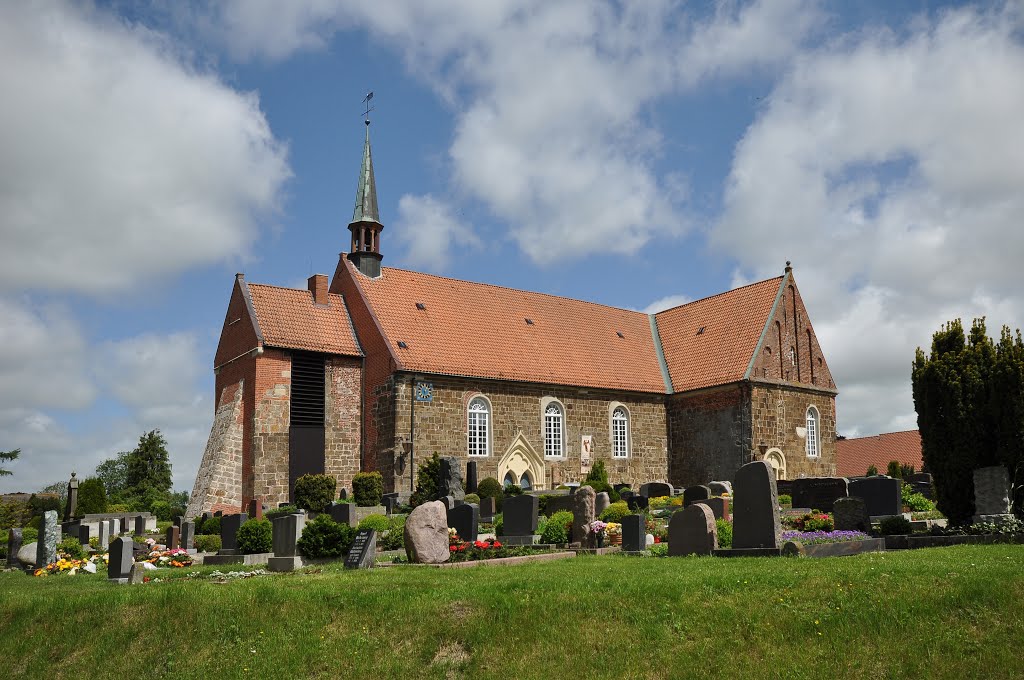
75,477,107,517
126,430,172,500
94,451,131,500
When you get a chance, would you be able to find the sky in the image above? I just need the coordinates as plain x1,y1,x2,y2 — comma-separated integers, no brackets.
2,0,1023,493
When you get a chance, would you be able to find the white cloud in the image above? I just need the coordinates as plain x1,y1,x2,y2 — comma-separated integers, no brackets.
714,4,1024,435
394,194,481,272
641,294,692,315
0,1,291,295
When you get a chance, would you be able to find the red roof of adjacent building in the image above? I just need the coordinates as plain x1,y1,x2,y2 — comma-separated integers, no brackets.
655,277,783,393
247,283,362,357
836,430,923,477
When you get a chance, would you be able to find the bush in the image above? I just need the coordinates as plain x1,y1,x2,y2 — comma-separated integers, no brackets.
0,499,31,532
195,534,221,553
886,461,903,479
265,505,298,522
476,477,503,510
296,514,355,559
410,453,441,507
879,515,912,535
585,460,609,485
352,471,384,507
493,513,503,537
358,514,391,533
866,464,878,476
503,484,523,496
540,510,573,544
26,515,41,530
150,500,172,521
236,518,272,554
778,494,792,507
57,536,85,561
599,501,631,523
585,481,620,504
21,527,37,544
464,493,480,505
294,474,337,513
648,542,669,557
902,484,935,511
156,521,173,534
716,518,733,548
199,516,221,536
75,477,107,517
379,515,406,551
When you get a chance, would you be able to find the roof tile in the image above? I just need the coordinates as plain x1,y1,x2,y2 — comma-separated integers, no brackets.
836,430,923,477
248,284,362,357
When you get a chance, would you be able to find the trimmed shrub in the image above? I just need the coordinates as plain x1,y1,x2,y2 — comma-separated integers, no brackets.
464,493,480,505
358,514,391,533
886,461,903,479
294,474,337,513
75,477,107,517
902,484,935,512
866,464,878,476
879,515,912,536
476,477,503,510
107,503,129,513
778,494,792,507
715,518,733,548
493,513,503,537
265,505,298,522
503,484,523,496
236,518,272,554
379,515,406,551
21,527,37,544
198,516,221,536
57,536,85,561
540,510,573,544
195,534,221,553
297,514,355,559
599,501,630,523
0,498,31,532
585,460,609,485
353,471,384,507
410,453,441,507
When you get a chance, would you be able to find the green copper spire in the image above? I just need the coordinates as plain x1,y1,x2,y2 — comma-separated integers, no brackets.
352,121,381,225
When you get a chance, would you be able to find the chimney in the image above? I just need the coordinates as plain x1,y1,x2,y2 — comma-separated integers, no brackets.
308,274,328,305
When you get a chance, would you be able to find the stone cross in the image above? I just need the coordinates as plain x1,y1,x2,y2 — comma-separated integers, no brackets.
668,504,718,556
572,485,596,545
37,510,58,568
108,537,133,582
732,460,781,550
62,472,79,522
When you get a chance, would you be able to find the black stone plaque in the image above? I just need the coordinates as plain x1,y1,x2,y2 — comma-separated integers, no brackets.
344,529,377,569
791,477,849,512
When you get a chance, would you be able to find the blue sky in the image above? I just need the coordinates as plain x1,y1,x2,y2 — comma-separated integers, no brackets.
2,0,1023,493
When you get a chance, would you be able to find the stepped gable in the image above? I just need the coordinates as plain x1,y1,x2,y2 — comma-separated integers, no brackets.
247,283,362,356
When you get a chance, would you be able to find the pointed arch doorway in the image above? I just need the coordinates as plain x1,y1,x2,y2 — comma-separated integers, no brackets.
498,431,546,491
764,448,787,480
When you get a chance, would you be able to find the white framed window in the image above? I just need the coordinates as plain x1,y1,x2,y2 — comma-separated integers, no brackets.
467,396,490,457
805,406,820,458
544,403,564,458
612,406,629,458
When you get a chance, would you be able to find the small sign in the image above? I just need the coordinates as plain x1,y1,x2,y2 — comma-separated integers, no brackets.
581,435,593,474
414,381,434,402
344,529,377,569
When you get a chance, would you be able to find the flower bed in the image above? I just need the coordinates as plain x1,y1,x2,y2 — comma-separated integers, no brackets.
34,553,108,576
144,548,194,568
448,532,548,562
781,530,869,545
781,513,834,532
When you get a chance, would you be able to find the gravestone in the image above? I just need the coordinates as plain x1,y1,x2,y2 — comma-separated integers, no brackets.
440,495,456,510
479,496,497,522
382,496,399,515
215,510,223,517
344,529,377,569
108,537,133,582
503,494,540,538
448,503,479,542
693,497,730,521
37,510,58,568
329,502,357,527
108,519,118,538
78,523,91,545
626,494,649,513
572,485,597,546
166,525,180,550
404,501,449,564
438,456,466,502
180,521,195,550
973,466,1013,522
465,461,478,494
640,482,673,499
906,472,933,486
119,516,129,534
683,485,711,507
621,515,645,553
97,520,111,550
129,562,146,585
7,528,23,570
62,472,79,523
776,479,794,497
732,461,781,550
220,512,248,554
791,477,849,512
339,488,348,501
134,515,146,537
613,483,632,494
709,481,733,496
545,495,574,515
833,497,869,532
848,477,901,517
594,492,610,518
62,520,80,538
271,513,306,557
248,498,264,520
668,505,718,556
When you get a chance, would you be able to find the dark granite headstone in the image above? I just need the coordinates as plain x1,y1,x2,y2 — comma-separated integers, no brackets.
382,496,399,515
165,525,180,550
119,516,129,534
272,513,306,557
626,494,649,512
621,515,645,552
173,516,182,528
732,461,781,550
906,473,933,486
833,497,869,532
438,457,466,502
708,481,732,496
683,485,712,507
339,488,348,501
502,494,539,537
848,477,901,517
344,529,377,569
775,479,794,497
37,510,58,567
134,515,146,536
545,495,574,515
78,524,90,545
791,477,849,512
248,498,264,520
220,512,248,553
479,496,497,521
329,502,356,527
108,537,133,581
613,483,632,494
447,503,479,542
440,495,456,510
214,510,223,517
640,482,673,499
7,528,23,570
668,505,718,556
465,461,478,494
180,521,195,550
693,497,730,521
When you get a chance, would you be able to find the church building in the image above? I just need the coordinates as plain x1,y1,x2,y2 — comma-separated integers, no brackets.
187,122,838,516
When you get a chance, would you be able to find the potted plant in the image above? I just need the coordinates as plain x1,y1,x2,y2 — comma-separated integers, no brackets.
605,522,622,546
589,520,607,548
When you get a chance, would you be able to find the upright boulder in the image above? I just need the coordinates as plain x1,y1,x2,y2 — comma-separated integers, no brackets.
404,501,450,564
439,457,465,502
572,485,596,545
594,492,610,518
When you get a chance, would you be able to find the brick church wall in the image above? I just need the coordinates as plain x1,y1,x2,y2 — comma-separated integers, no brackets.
666,384,751,488
389,374,668,492
251,349,291,507
749,382,837,479
324,356,363,495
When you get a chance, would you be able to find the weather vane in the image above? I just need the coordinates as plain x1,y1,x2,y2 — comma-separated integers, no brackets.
362,91,374,124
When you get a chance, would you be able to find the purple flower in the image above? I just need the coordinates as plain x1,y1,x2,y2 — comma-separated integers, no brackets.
781,530,870,545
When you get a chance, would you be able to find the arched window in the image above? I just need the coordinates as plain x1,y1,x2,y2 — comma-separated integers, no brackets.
467,397,490,457
612,406,629,458
544,403,564,458
503,471,516,488
805,406,820,458
519,472,532,491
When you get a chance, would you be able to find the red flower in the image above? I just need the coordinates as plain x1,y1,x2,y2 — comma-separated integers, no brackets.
491,541,502,548
654,536,661,543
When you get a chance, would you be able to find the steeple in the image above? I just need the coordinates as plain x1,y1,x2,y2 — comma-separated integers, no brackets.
347,118,384,278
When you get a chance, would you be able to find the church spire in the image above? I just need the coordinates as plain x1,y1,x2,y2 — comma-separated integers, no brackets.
347,110,384,278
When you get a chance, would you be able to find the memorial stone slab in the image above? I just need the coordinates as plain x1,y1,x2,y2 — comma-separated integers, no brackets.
572,485,597,545
732,461,781,550
447,503,479,542
78,524,90,545
165,525,180,550
119,517,129,534
479,496,497,521
7,528,23,570
108,537,133,582
640,482,673,499
683,485,712,507
97,520,110,550
669,505,718,556
693,497,730,521
973,466,1012,516
328,502,357,527
503,494,540,537
180,521,195,550
545,495,574,515
709,481,733,496
906,472,933,486
108,519,118,538
134,515,146,536
345,529,377,569
626,494,649,513
848,477,901,517
382,496,399,515
440,495,456,510
37,510,58,568
594,492,610,518
791,477,849,512
775,479,794,498
220,513,248,553
339,488,348,501
272,513,306,557
129,562,146,585
439,457,466,501
621,515,645,553
404,501,449,564
248,498,264,521
833,497,869,532
465,460,478,494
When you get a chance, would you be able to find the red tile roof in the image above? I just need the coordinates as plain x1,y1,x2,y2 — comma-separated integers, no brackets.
836,430,923,477
352,264,667,392
655,277,783,392
247,283,362,357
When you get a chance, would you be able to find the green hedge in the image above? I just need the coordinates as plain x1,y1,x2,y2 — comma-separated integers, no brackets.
540,510,573,544
294,474,337,513
353,472,384,507
297,514,355,559
195,535,221,553
236,518,272,554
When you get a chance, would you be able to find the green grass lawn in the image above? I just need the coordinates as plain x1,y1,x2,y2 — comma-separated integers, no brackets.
2,545,1023,679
